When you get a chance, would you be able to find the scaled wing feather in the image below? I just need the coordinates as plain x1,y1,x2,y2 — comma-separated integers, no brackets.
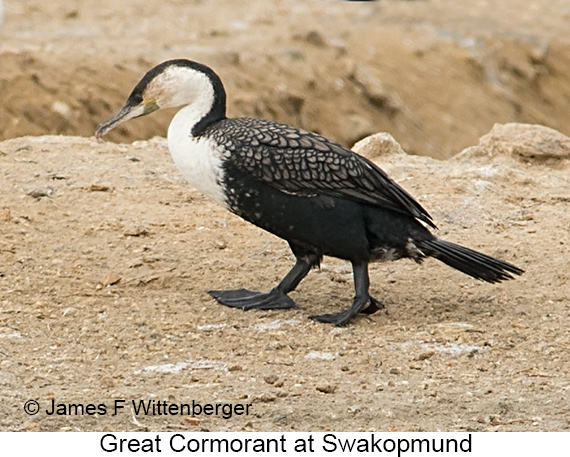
206,118,435,227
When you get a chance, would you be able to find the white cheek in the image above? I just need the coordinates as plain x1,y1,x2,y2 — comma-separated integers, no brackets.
152,66,214,110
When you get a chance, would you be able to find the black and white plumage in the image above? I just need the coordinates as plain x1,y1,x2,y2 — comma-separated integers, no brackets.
95,59,523,326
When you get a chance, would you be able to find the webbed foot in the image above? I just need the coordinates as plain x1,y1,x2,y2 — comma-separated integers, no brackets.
360,296,384,315
209,288,297,310
309,294,382,326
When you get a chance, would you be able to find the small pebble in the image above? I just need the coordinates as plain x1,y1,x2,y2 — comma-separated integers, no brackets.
264,375,278,385
101,271,121,286
87,184,111,192
254,393,276,403
316,384,337,394
28,187,53,199
415,351,435,361
181,417,201,426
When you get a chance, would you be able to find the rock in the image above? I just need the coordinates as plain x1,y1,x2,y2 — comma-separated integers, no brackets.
87,184,112,192
27,187,54,199
316,384,337,394
253,393,276,403
457,123,570,162
101,271,121,286
122,224,150,237
352,132,406,161
415,351,436,361
264,374,279,385
181,417,201,426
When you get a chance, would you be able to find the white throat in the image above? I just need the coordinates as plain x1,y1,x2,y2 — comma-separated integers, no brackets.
167,104,228,209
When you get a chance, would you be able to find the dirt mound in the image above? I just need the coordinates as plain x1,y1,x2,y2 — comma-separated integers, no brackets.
2,0,570,158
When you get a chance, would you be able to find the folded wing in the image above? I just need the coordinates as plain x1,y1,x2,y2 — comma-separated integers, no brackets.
207,118,436,228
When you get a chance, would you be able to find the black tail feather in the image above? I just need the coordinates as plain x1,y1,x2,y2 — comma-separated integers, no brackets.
417,238,524,283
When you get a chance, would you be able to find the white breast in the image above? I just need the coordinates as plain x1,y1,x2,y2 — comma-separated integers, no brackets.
167,107,228,209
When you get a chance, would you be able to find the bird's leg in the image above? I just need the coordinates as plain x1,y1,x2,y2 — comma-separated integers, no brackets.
209,258,312,311
310,262,380,325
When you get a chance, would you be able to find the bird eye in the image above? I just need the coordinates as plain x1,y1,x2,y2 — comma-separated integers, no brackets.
130,91,144,105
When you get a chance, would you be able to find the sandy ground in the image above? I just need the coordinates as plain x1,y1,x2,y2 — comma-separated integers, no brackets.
0,0,569,432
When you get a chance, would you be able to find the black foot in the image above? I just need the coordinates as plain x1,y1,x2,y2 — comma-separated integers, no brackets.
309,309,355,326
209,288,297,311
360,297,385,315
310,295,382,326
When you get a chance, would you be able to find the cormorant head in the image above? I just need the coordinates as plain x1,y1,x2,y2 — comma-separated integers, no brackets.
95,59,226,139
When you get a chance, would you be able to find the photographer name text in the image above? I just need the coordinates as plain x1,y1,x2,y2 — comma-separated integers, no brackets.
29,399,252,419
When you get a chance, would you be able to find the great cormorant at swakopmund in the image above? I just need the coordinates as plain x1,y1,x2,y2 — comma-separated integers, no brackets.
95,59,523,326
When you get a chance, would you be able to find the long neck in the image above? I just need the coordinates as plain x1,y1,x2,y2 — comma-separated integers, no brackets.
189,66,227,137
168,103,206,145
